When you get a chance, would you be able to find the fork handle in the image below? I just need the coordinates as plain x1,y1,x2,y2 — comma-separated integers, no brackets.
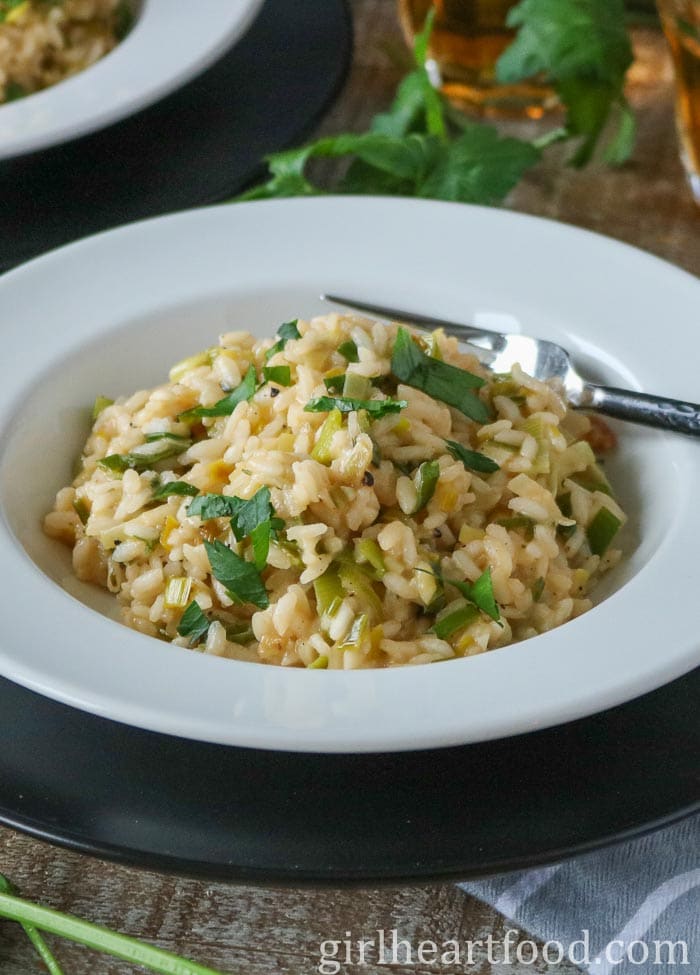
580,383,700,437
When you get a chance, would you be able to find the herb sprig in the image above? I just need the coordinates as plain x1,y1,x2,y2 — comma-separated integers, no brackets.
240,0,635,208
0,872,229,975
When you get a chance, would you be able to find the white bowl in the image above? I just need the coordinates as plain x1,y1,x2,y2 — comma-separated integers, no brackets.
0,0,263,160
0,197,698,753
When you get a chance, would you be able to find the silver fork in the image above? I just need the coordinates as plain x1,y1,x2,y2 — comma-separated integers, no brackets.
322,294,700,438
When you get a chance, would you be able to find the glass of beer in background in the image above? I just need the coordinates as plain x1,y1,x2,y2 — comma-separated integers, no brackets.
656,0,700,206
397,0,557,118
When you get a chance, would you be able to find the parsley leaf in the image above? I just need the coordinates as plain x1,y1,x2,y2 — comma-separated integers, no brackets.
177,600,211,644
304,396,407,418
497,0,634,166
445,439,500,474
446,569,501,622
98,437,191,473
204,539,269,609
263,365,292,386
264,320,300,361
179,365,257,420
189,488,283,571
391,327,489,424
152,480,200,500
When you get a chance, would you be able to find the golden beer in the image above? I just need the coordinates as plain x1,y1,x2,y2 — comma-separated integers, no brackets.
397,0,557,118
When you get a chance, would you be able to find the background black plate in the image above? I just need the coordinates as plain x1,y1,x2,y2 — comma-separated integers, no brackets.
1,668,698,885
0,0,352,272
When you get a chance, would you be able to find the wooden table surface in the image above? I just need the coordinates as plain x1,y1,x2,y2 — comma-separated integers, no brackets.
1,2,698,973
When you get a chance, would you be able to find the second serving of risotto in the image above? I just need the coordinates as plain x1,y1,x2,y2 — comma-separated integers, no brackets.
44,313,626,669
0,0,132,104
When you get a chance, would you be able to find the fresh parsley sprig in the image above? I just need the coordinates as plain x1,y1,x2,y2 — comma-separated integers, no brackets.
497,0,635,166
239,0,635,207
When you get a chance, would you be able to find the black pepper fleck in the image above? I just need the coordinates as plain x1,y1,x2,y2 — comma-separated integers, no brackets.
270,386,280,398
362,471,375,486
433,528,442,538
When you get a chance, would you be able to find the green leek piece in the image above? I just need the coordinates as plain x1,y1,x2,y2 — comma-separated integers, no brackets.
413,459,440,512
338,561,382,621
72,498,90,525
164,577,192,609
496,514,535,540
338,340,359,362
310,408,343,464
532,577,545,603
586,507,622,556
168,349,212,383
91,395,114,420
338,613,369,650
433,600,479,639
355,538,387,579
308,655,329,669
522,417,551,474
342,373,371,400
313,566,344,616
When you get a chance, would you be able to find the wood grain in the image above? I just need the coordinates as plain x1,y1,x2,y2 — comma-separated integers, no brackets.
1,1,698,972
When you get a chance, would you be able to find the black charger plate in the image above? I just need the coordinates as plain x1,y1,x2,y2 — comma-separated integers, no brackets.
1,668,698,885
0,0,352,271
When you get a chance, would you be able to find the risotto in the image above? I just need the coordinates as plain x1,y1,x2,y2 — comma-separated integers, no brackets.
0,0,131,104
44,314,626,669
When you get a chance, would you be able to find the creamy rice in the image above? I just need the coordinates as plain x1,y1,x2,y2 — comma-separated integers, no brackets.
0,0,129,103
44,313,626,669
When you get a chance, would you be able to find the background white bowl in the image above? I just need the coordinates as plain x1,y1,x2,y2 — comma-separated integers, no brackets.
0,197,698,753
0,0,264,160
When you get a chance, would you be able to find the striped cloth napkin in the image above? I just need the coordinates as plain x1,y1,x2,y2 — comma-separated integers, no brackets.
461,813,700,974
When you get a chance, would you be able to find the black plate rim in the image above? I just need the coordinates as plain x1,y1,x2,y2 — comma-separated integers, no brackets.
1,792,698,887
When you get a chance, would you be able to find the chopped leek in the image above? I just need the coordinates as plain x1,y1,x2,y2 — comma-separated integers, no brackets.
522,417,550,474
309,655,329,669
342,373,371,400
496,514,535,540
338,613,369,650
433,600,479,639
586,506,622,556
413,460,440,512
339,561,382,621
338,340,359,362
355,538,387,579
72,498,90,525
313,566,344,616
168,349,212,383
164,577,192,609
391,327,489,424
91,395,114,420
532,577,545,602
310,408,343,464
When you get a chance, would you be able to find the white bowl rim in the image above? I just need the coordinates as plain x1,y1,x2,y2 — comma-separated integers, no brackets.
0,0,264,160
0,196,698,754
